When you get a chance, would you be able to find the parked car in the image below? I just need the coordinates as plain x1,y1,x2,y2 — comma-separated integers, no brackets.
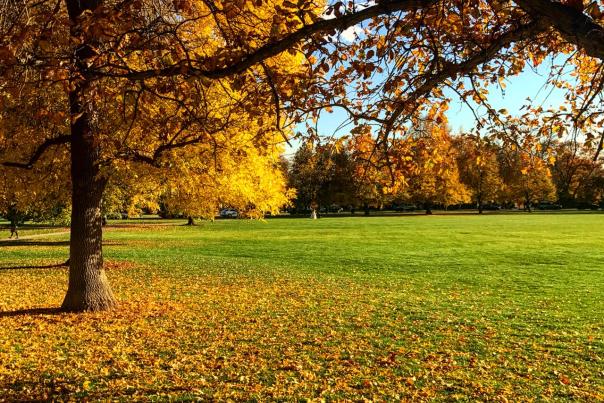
538,202,562,210
482,204,502,211
576,202,599,210
220,209,238,218
328,205,344,213
393,204,416,212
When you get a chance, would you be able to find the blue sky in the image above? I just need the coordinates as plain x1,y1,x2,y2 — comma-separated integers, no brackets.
444,61,568,133
287,58,569,156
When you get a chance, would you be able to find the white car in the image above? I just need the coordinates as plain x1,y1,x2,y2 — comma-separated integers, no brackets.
220,209,238,218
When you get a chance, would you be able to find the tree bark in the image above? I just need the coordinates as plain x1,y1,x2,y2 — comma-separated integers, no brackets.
187,216,197,225
61,87,116,311
425,202,432,215
61,0,116,312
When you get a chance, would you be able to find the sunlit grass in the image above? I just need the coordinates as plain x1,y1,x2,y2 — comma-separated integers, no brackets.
0,214,602,400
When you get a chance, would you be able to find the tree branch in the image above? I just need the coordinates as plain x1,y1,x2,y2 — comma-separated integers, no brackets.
514,0,604,61
593,131,604,162
383,19,548,134
2,135,71,169
103,0,438,81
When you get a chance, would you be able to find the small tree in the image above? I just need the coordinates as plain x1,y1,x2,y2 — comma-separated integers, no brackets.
499,145,556,212
454,135,504,213
551,141,604,207
406,123,470,214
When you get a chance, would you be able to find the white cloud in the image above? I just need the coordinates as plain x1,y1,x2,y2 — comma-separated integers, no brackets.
340,25,363,42
318,1,374,42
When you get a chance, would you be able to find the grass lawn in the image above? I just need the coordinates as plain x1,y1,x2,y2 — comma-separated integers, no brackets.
0,213,602,400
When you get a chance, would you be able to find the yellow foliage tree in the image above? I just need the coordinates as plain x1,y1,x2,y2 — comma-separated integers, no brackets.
0,0,314,311
1,0,604,312
404,122,470,214
454,134,504,213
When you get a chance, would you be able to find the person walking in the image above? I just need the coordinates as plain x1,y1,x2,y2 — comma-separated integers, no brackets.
9,219,18,239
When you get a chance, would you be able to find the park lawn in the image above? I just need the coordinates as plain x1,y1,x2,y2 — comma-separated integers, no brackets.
0,214,602,400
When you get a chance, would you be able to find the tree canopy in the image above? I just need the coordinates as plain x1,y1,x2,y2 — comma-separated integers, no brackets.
1,0,603,311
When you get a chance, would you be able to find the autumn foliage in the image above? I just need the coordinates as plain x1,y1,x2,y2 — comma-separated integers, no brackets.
0,0,602,316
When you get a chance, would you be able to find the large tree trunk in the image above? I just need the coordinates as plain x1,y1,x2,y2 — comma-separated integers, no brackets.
61,0,116,312
62,153,115,310
61,88,116,311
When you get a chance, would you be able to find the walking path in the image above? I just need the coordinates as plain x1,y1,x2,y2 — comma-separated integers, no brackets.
0,231,70,242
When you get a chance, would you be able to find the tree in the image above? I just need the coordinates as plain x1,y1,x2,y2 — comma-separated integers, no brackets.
102,174,161,220
454,135,504,213
2,0,604,311
0,150,70,228
404,122,470,213
0,0,317,311
551,140,604,207
288,140,356,213
498,141,556,212
160,132,293,220
578,168,604,206
321,146,357,210
288,142,327,213
348,125,413,214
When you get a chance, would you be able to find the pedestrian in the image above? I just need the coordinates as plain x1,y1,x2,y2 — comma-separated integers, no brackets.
9,220,18,239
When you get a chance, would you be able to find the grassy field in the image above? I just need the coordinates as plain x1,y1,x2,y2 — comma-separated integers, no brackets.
0,214,603,400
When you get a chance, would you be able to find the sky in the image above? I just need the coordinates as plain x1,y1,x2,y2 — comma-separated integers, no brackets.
287,58,569,156
444,61,568,133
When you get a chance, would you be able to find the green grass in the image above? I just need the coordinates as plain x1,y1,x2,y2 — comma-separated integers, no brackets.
0,214,603,400
0,219,69,237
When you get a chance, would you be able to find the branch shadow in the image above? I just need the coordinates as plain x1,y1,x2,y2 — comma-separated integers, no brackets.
0,307,62,318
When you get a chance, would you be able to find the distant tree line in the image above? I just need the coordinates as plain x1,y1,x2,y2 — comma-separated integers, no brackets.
286,125,604,214
3,123,603,225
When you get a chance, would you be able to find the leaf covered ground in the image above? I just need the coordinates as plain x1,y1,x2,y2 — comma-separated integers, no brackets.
0,213,603,400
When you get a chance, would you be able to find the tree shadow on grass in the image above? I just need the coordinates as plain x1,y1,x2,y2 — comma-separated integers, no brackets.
0,240,70,247
0,240,124,247
0,378,195,400
0,261,69,271
0,307,62,318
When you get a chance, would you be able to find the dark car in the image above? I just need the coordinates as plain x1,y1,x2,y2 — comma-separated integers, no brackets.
576,202,599,210
393,204,416,212
220,209,238,218
538,202,562,210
